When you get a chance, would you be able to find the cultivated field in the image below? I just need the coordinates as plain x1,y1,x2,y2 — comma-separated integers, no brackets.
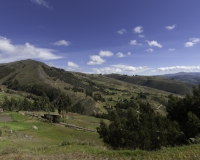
0,114,13,122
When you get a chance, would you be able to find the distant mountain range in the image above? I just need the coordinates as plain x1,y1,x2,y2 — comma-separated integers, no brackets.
161,72,200,86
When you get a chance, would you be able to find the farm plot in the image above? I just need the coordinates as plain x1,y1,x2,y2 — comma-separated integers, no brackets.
0,115,13,122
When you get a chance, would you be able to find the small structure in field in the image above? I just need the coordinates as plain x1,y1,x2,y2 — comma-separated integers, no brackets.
42,114,60,123
0,107,3,113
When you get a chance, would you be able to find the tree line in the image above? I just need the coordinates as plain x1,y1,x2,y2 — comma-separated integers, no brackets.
97,85,200,150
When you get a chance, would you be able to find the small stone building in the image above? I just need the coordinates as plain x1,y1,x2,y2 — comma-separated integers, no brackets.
0,108,3,112
42,114,60,123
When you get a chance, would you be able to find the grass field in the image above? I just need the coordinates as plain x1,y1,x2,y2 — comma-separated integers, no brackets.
0,92,25,102
1,112,200,159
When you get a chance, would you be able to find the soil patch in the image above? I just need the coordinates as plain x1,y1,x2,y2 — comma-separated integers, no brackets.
0,115,13,122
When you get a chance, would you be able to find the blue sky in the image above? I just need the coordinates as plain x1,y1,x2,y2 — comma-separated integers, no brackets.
0,0,200,75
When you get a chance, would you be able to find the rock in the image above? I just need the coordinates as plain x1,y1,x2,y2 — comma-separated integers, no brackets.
189,138,196,144
32,125,38,130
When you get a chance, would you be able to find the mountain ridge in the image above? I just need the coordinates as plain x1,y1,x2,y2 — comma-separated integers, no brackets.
161,72,200,85
0,59,194,116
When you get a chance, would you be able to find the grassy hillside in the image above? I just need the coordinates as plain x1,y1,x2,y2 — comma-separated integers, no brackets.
0,112,200,160
162,72,200,86
0,59,190,116
106,74,191,95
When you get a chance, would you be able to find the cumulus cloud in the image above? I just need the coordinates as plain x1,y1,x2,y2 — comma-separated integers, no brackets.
184,38,200,47
52,40,71,46
92,64,150,75
117,52,131,58
92,67,122,74
157,65,200,72
168,48,175,51
146,40,163,48
129,40,142,46
145,48,154,52
30,0,52,9
87,55,105,65
68,61,79,68
0,36,62,63
133,26,143,33
139,35,145,38
117,52,125,58
87,50,113,65
117,29,127,35
165,24,176,30
99,50,113,57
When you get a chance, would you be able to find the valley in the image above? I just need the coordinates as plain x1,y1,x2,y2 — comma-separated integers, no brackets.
0,59,200,159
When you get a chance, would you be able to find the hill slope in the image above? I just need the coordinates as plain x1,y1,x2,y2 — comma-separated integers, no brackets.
162,72,200,86
106,74,191,95
0,59,192,115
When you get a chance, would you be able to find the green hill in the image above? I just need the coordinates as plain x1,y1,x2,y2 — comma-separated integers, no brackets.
0,59,191,116
162,72,200,86
106,74,191,95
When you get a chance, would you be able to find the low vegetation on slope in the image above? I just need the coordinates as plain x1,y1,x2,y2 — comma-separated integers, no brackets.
0,59,183,116
1,59,200,159
106,74,191,95
0,112,200,160
97,85,200,154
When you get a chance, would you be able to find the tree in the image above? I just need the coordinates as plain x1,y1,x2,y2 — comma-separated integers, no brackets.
97,101,183,150
166,85,200,138
70,102,85,114
55,93,71,115
185,112,200,138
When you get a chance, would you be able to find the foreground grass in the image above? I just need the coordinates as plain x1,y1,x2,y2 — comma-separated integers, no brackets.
1,112,200,159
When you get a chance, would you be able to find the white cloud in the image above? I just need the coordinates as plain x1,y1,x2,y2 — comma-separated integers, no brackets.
0,36,62,63
165,24,176,30
87,50,113,65
117,52,125,58
117,52,131,57
129,40,142,46
184,38,200,47
145,48,154,52
117,29,127,35
133,26,143,33
99,50,113,57
68,61,79,68
168,48,175,51
157,65,200,72
52,40,71,46
30,0,51,9
92,64,150,75
87,55,105,65
139,35,145,38
92,67,122,74
47,62,55,67
111,64,150,73
146,40,163,48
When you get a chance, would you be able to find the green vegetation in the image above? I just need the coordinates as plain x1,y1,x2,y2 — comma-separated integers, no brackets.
0,112,200,159
97,85,200,152
2,59,200,159
97,102,183,150
167,85,200,139
106,74,191,95
0,66,15,79
0,59,190,115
